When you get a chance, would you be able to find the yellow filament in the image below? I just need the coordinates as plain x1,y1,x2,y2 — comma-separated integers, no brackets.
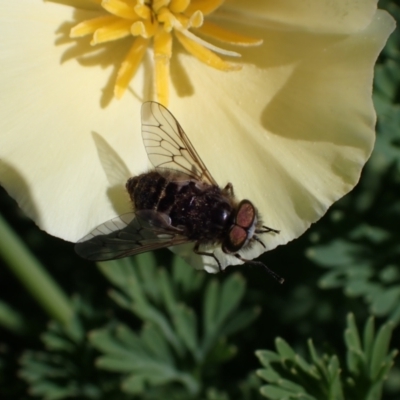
197,21,263,46
114,37,149,99
154,30,172,106
92,19,133,44
175,30,240,71
101,0,139,20
70,15,119,37
154,29,172,58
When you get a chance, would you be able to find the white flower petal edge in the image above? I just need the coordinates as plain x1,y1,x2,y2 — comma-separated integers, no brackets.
169,10,395,273
0,0,147,241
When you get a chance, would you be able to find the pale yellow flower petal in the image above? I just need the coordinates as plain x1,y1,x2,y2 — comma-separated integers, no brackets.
186,0,224,16
224,0,379,34
48,0,102,10
48,0,102,11
196,20,263,46
168,10,395,272
0,1,148,241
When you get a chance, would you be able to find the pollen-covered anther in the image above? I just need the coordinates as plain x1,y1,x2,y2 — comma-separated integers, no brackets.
131,20,157,38
188,10,204,28
175,10,203,29
157,8,176,32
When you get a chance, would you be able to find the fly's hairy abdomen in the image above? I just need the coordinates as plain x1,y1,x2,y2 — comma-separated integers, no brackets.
126,171,168,210
126,171,234,242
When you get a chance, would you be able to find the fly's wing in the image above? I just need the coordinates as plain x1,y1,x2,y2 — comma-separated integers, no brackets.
75,211,189,261
141,101,218,186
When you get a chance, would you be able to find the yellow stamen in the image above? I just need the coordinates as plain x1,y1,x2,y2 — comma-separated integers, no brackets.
186,0,224,16
170,0,190,13
70,15,119,38
175,30,241,71
197,21,263,46
114,36,149,99
153,0,169,13
91,19,133,44
154,30,172,106
69,0,255,103
189,10,203,28
178,28,241,57
175,10,203,29
101,0,139,20
157,8,176,32
134,3,151,19
131,20,158,38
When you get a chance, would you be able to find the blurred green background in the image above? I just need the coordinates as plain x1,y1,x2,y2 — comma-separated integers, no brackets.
1,1,399,399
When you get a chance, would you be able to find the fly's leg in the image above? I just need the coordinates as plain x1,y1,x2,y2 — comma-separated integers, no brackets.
253,236,266,248
194,242,223,272
233,253,284,284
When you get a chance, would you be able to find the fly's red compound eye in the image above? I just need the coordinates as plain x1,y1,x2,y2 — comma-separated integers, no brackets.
223,200,256,253
236,200,255,229
225,225,247,253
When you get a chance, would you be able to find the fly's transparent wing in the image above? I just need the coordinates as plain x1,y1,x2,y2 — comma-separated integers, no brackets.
75,211,189,261
141,101,218,185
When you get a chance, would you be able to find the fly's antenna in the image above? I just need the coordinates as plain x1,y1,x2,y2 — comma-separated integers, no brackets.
253,235,266,248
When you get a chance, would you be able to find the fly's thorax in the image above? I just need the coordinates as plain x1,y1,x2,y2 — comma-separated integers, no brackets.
223,200,259,253
168,182,235,241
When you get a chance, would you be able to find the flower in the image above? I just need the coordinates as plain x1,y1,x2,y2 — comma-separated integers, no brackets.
0,0,395,272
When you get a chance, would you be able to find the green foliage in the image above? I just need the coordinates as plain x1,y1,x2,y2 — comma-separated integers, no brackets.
19,295,129,400
256,314,398,400
17,255,260,399
92,254,260,397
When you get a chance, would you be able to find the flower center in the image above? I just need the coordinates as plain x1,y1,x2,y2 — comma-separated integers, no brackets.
70,0,262,105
